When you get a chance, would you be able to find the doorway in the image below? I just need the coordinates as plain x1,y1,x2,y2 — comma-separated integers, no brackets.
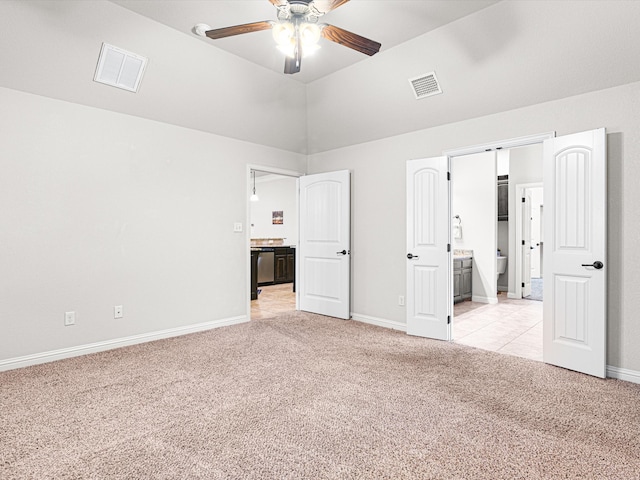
247,165,300,320
449,142,545,361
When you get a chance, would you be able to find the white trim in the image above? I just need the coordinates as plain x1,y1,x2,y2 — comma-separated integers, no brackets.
0,315,248,372
606,365,640,384
352,313,407,332
507,292,520,299
471,295,499,305
443,132,556,158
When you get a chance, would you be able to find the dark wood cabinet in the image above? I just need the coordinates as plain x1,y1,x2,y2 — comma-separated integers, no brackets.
498,175,509,221
257,246,295,286
250,250,259,300
274,249,288,283
286,252,295,283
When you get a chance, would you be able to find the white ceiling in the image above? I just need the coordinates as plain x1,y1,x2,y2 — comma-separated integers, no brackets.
1,1,640,155
111,0,499,83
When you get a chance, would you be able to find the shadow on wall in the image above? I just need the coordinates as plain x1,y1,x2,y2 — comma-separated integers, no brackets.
607,132,623,367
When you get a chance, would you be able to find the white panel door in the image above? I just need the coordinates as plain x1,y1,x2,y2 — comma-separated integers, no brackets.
406,157,451,340
299,170,350,319
543,128,606,378
522,193,532,297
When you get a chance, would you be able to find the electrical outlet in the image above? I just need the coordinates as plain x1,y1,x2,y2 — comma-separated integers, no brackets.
114,305,123,319
65,311,75,326
233,222,243,232
398,295,405,306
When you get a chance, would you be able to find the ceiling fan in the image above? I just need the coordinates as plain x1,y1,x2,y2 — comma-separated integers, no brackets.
194,0,382,75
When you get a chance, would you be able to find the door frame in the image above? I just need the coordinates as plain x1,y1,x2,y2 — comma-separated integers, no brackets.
443,132,554,319
246,164,303,318
514,182,543,299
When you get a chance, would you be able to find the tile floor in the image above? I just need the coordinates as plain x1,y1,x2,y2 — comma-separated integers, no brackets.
251,283,297,319
252,286,543,362
453,293,543,361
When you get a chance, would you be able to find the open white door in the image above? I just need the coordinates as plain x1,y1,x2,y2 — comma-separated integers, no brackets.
299,170,350,319
406,157,451,340
543,128,606,378
522,193,532,297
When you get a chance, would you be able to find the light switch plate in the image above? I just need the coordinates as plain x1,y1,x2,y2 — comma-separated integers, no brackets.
65,311,75,326
114,305,123,319
233,222,243,232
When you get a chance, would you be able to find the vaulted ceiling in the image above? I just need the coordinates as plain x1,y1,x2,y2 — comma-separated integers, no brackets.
111,0,498,83
1,1,639,155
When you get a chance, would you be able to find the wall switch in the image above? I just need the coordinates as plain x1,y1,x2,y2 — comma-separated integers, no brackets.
398,295,405,306
233,222,243,232
65,311,75,326
114,305,123,319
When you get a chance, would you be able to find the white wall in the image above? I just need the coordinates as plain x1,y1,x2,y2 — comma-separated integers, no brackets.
0,87,305,365
250,176,298,246
307,81,638,372
452,151,497,303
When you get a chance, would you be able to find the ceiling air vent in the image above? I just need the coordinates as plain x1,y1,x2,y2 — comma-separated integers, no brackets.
409,72,442,100
94,43,148,93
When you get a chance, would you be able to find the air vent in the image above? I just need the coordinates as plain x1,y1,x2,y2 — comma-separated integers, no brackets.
409,72,442,100
94,43,148,93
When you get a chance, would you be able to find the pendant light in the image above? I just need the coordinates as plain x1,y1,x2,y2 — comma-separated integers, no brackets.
250,170,259,202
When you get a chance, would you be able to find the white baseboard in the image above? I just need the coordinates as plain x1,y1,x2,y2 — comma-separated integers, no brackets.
606,365,640,384
351,313,407,332
471,295,499,305
507,292,520,299
0,315,248,372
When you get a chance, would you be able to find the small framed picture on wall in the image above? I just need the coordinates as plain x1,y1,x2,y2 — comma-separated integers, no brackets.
272,211,283,225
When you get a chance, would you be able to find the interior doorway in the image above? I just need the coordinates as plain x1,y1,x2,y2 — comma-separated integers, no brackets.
247,165,300,320
449,142,545,362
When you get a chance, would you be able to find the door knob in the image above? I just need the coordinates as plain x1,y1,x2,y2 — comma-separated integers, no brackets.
407,253,419,259
336,250,347,256
581,261,604,269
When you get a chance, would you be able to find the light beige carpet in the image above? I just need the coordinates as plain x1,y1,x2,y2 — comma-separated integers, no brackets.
1,311,639,479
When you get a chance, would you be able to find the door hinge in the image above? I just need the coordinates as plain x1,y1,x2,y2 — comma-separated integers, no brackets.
522,282,525,288
447,315,451,324
447,244,451,252
522,240,525,246
522,197,526,203
447,171,451,181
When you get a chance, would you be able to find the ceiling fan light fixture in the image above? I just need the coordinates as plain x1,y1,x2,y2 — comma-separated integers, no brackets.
272,21,295,45
300,22,321,45
277,43,296,58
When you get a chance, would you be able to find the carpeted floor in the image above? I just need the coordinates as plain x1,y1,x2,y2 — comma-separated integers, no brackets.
1,311,639,479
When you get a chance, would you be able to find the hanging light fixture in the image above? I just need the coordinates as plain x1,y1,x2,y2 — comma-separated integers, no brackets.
250,170,259,202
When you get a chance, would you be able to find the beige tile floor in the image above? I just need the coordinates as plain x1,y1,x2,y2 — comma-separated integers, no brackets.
252,286,543,362
453,293,543,361
251,283,297,319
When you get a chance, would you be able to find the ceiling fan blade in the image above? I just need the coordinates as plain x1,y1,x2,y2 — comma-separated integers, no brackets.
321,24,381,56
268,0,289,6
205,21,273,40
312,0,350,14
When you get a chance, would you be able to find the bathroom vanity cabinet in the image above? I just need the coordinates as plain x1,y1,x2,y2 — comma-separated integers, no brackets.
454,258,472,303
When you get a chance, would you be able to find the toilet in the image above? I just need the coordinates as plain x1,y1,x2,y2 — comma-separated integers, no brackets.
497,256,508,275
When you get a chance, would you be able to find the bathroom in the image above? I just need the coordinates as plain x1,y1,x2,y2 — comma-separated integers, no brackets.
451,144,544,359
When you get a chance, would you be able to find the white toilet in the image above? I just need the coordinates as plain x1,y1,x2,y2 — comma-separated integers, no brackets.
497,256,508,275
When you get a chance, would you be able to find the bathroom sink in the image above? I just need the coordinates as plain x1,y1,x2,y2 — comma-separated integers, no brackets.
497,256,508,274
